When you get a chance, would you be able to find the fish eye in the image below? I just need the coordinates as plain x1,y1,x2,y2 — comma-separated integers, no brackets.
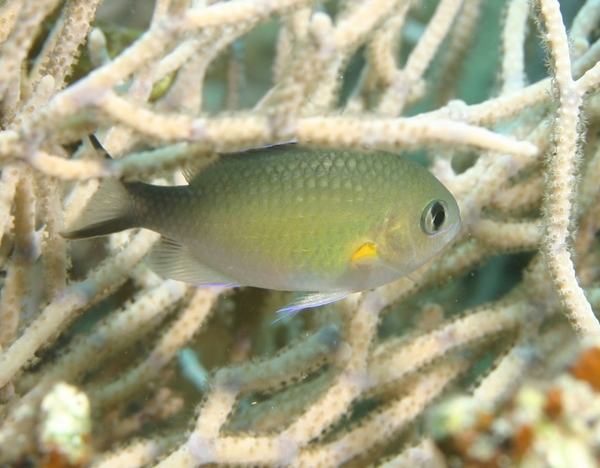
421,200,448,235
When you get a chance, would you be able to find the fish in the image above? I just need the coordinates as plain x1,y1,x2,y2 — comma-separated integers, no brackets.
62,138,461,315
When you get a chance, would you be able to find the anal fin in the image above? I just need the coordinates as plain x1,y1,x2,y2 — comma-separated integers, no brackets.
147,237,239,287
275,291,351,320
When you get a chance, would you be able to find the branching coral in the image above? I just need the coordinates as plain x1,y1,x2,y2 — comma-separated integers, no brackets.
0,0,599,466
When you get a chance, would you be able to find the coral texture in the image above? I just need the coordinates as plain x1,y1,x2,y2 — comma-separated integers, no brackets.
0,0,599,466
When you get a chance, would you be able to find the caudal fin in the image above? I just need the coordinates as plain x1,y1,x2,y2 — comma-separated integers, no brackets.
61,179,135,239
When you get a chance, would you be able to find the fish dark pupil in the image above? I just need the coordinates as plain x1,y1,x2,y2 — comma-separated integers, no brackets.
420,200,449,235
432,203,446,230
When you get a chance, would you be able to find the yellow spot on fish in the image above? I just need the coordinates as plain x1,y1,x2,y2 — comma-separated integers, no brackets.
351,242,378,263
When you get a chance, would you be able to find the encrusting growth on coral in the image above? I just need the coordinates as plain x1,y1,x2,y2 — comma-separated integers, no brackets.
0,0,599,466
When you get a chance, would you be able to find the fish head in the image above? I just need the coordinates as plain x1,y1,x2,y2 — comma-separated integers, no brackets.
377,182,461,276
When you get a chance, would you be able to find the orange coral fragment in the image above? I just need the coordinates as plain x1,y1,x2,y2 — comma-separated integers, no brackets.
511,424,534,460
543,387,563,419
570,346,600,392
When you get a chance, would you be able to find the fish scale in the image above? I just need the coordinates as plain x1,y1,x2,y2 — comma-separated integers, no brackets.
198,154,373,275
63,142,461,314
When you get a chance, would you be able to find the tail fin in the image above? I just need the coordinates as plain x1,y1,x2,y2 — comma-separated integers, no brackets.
61,179,135,239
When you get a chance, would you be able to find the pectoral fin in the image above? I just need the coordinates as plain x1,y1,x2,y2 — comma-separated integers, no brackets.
147,237,240,287
275,291,351,320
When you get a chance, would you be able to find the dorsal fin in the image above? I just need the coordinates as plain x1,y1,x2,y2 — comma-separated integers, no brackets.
182,141,298,183
88,134,113,160
220,141,297,158
181,159,211,183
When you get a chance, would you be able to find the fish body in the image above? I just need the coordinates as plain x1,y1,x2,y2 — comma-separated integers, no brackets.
63,144,461,313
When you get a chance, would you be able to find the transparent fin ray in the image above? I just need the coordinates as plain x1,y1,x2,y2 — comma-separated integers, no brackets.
275,290,351,320
147,237,239,286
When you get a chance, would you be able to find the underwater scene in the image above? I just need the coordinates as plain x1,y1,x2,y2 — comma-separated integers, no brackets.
0,0,599,466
